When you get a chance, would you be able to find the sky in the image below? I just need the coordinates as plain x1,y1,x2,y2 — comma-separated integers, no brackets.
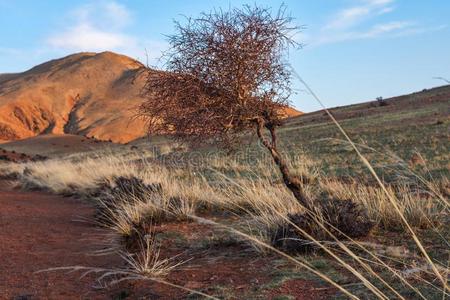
0,0,449,112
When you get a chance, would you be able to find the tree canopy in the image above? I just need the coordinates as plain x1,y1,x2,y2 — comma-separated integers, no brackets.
139,5,299,147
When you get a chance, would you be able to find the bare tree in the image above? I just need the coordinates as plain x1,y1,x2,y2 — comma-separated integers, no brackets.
139,5,317,209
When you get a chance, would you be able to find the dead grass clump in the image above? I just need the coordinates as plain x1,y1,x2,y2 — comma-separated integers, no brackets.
94,174,212,250
108,195,196,250
37,228,186,292
319,197,374,238
120,233,181,278
272,197,373,252
93,176,163,226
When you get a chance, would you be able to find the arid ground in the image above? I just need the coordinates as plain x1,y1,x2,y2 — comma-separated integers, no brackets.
0,85,449,299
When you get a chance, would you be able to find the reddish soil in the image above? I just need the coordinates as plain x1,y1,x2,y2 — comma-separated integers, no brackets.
265,279,335,300
0,181,123,299
123,220,338,299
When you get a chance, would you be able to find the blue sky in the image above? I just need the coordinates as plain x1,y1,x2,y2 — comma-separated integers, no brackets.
1,0,449,112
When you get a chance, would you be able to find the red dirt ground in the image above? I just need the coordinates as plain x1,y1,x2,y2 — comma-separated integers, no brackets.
0,181,123,299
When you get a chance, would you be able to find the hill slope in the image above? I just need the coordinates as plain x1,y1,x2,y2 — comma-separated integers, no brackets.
0,52,149,143
0,52,302,143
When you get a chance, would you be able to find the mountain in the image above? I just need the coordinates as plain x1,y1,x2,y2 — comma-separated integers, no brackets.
0,51,302,143
0,52,149,143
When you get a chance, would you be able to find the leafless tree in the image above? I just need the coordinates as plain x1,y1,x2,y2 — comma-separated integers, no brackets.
138,5,316,209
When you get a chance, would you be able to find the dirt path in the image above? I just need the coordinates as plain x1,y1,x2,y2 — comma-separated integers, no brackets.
0,181,122,299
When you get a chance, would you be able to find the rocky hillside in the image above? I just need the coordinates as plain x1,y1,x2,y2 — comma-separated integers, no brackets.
0,51,302,143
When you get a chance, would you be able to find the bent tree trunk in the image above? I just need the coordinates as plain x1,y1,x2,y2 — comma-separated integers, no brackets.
255,118,313,211
255,119,374,242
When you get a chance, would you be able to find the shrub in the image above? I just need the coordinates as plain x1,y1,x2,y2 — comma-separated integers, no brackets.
376,96,388,106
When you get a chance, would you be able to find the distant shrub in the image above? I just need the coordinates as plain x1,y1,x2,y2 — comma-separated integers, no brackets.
376,96,388,106
31,154,48,162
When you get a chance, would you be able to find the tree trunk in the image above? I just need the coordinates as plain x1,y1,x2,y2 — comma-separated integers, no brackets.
255,119,374,246
255,118,313,210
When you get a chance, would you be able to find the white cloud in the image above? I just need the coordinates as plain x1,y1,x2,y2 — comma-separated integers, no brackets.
324,0,394,30
313,21,414,45
303,0,444,47
389,24,449,38
362,21,412,37
104,1,131,27
46,1,166,65
365,0,394,5
69,1,131,30
48,23,133,51
378,6,394,14
324,6,371,30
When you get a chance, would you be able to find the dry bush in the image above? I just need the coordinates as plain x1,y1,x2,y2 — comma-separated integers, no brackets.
95,175,210,248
